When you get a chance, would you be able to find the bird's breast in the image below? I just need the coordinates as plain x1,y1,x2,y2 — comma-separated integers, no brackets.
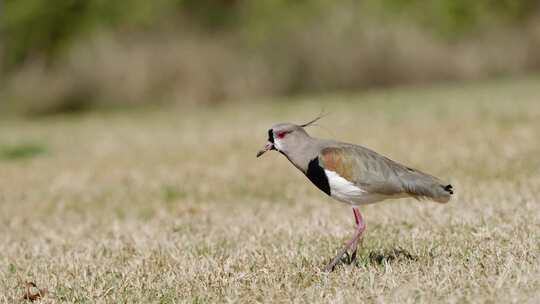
305,158,331,196
303,156,395,205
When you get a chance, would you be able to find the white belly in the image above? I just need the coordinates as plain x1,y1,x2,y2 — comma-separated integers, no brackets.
325,170,393,205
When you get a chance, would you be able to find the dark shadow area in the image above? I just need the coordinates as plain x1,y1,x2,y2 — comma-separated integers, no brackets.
330,246,419,271
367,247,418,265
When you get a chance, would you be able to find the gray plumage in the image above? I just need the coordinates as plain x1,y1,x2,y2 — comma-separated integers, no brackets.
257,120,453,271
259,122,453,205
321,144,452,203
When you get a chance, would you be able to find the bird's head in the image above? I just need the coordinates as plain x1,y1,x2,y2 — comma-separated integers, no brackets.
256,115,324,158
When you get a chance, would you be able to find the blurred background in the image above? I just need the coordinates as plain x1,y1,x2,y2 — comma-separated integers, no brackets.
1,0,539,115
2,2,540,301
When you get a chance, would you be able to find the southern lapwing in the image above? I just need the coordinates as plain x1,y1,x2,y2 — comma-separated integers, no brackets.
257,117,453,271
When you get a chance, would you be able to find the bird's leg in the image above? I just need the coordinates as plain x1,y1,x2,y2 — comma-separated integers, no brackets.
349,207,365,262
324,207,366,272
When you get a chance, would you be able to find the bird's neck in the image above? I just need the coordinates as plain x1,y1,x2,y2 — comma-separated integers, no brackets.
281,138,320,174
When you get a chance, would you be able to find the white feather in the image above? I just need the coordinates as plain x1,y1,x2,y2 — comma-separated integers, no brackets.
274,138,284,151
325,170,393,205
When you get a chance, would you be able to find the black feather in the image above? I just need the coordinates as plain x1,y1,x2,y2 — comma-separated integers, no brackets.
443,184,454,195
306,158,331,196
267,129,274,143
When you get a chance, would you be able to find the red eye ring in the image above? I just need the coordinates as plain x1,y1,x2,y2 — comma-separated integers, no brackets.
276,131,287,139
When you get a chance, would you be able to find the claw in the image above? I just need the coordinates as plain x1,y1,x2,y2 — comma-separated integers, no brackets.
350,249,357,264
343,251,351,264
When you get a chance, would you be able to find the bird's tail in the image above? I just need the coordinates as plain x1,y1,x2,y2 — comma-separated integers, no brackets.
401,171,454,203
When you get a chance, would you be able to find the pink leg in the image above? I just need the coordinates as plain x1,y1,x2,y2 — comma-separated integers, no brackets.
350,208,366,260
324,207,366,272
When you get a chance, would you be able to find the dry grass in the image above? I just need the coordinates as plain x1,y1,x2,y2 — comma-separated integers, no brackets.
1,76,540,303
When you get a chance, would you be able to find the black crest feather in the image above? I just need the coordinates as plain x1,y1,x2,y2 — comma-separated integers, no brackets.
300,111,329,128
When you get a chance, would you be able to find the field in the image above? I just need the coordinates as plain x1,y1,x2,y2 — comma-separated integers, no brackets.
1,76,540,303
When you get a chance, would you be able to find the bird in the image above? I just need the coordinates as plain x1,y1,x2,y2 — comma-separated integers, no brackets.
256,116,453,272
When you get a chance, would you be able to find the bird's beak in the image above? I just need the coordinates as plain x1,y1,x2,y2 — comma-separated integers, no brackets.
256,142,275,158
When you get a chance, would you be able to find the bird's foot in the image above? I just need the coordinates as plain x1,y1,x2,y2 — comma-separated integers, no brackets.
349,249,357,264
323,247,358,272
324,208,365,272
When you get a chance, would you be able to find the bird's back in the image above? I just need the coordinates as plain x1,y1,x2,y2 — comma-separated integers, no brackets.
318,142,453,204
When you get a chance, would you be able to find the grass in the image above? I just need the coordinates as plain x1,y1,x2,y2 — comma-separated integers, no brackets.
1,76,540,303
0,143,47,161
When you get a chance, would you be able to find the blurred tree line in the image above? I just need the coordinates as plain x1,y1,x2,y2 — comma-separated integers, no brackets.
2,0,538,70
1,0,539,115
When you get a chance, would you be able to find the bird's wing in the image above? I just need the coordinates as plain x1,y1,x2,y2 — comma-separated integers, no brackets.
319,145,453,202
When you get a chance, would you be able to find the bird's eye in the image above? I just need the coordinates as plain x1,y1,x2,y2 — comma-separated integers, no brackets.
276,131,287,139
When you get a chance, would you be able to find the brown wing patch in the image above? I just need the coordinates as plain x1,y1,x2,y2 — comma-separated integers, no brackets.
320,147,353,181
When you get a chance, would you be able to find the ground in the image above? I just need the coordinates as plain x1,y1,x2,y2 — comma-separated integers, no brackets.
1,76,539,303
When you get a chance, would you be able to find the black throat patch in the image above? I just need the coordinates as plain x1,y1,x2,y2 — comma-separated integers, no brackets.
267,129,274,143
306,157,331,196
